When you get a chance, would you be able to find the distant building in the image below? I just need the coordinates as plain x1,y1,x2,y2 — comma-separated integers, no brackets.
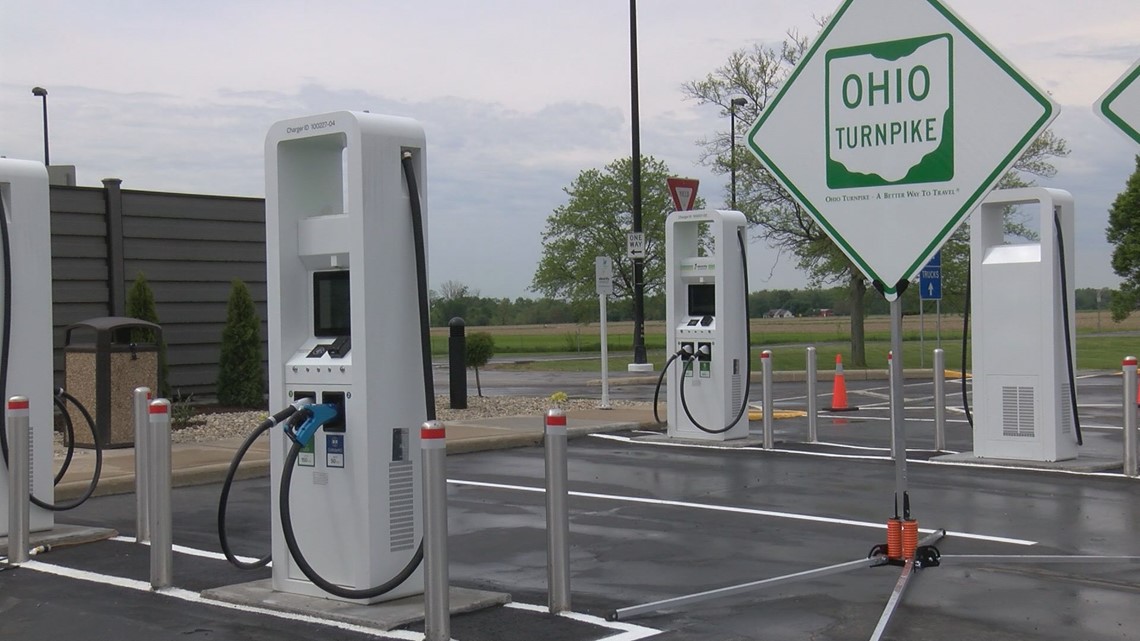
766,308,794,319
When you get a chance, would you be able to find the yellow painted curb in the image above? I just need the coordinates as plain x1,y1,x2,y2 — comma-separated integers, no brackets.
748,408,809,421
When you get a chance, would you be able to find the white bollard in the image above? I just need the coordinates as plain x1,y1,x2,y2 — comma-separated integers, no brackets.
545,408,571,613
6,396,31,565
806,347,818,443
147,399,172,589
761,351,774,449
421,421,450,641
1123,357,1138,478
134,386,152,543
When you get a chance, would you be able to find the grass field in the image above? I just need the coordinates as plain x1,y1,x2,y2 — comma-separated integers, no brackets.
431,311,1140,372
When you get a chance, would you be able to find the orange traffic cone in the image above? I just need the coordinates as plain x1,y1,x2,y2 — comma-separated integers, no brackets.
827,353,859,412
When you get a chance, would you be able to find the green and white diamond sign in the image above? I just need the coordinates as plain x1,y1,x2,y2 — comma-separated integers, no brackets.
747,0,1058,299
1096,58,1140,146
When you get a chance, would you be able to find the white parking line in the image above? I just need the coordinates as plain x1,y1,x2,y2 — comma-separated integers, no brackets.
590,433,1136,481
21,560,421,639
505,602,660,641
40,542,663,641
449,478,1036,546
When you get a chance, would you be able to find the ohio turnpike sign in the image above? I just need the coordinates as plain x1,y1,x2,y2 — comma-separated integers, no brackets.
747,0,1058,299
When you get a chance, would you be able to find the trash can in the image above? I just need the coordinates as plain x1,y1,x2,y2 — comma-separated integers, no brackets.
64,317,163,449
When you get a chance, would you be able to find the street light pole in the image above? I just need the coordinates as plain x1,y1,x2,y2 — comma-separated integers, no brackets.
31,87,49,166
729,97,747,210
629,0,648,367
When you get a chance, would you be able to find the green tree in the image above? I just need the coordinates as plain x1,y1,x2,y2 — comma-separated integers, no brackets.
683,28,1069,366
1106,156,1140,321
125,272,170,397
532,156,698,302
465,332,495,397
216,280,265,407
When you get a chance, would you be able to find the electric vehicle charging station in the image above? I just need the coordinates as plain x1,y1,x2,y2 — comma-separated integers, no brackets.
0,159,55,538
664,209,750,441
265,112,427,602
970,187,1078,462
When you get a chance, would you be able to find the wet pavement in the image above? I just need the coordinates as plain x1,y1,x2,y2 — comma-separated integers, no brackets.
2,369,1139,640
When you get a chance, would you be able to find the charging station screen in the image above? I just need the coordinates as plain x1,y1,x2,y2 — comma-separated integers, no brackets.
314,271,350,337
688,283,716,317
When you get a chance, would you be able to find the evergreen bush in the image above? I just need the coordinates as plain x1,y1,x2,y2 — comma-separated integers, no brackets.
125,272,170,397
216,279,265,407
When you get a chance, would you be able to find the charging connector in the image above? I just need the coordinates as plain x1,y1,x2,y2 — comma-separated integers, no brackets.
285,403,341,447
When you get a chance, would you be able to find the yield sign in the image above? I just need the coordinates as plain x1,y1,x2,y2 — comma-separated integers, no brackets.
746,0,1058,299
666,177,699,211
1096,58,1140,146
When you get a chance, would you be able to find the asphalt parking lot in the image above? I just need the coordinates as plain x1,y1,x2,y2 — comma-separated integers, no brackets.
3,371,1139,640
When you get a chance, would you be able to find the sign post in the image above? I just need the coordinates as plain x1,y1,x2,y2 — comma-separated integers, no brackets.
1096,58,1140,146
595,256,614,409
745,0,1059,577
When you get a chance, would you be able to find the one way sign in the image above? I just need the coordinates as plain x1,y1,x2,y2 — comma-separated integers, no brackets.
919,252,942,301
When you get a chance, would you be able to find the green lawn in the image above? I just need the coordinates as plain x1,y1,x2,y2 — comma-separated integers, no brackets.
486,334,1138,373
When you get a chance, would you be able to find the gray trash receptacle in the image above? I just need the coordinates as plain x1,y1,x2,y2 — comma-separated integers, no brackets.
64,317,163,448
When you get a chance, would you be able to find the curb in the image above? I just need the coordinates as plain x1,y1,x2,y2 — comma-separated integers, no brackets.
55,420,657,501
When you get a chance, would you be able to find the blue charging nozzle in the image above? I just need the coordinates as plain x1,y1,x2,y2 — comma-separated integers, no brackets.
283,403,340,447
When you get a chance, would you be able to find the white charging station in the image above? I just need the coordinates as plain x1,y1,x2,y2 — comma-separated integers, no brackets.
265,112,426,602
970,187,1078,462
665,209,750,441
0,159,55,538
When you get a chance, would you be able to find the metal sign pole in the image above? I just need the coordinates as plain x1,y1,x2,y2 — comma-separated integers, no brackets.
890,297,909,517
599,294,611,409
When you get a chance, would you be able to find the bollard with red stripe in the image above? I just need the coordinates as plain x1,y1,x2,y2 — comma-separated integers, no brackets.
761,350,774,449
545,407,571,613
7,396,31,564
421,420,450,641
147,399,173,589
134,386,153,543
1124,357,1138,478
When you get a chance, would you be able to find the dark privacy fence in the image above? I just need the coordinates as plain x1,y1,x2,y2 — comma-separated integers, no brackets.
50,180,268,397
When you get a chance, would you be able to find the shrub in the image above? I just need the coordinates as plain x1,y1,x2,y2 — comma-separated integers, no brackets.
216,280,265,407
466,332,495,397
125,272,170,397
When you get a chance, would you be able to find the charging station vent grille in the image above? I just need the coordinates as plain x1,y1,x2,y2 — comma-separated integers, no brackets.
1059,383,1073,434
1001,386,1035,438
732,372,742,410
389,461,415,551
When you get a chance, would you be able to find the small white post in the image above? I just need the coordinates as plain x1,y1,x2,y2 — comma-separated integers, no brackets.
421,421,450,641
762,350,773,449
599,294,611,409
134,386,152,543
148,399,172,589
1123,357,1138,478
6,396,31,565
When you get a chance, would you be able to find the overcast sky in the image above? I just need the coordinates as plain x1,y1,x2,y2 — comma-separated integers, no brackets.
3,0,1139,299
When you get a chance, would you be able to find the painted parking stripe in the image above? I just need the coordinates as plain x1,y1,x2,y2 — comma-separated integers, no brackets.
51,542,663,641
505,602,660,641
20,560,420,639
448,478,1036,546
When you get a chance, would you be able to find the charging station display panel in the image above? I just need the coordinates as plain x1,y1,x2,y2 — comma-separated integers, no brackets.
313,271,350,337
688,284,716,317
